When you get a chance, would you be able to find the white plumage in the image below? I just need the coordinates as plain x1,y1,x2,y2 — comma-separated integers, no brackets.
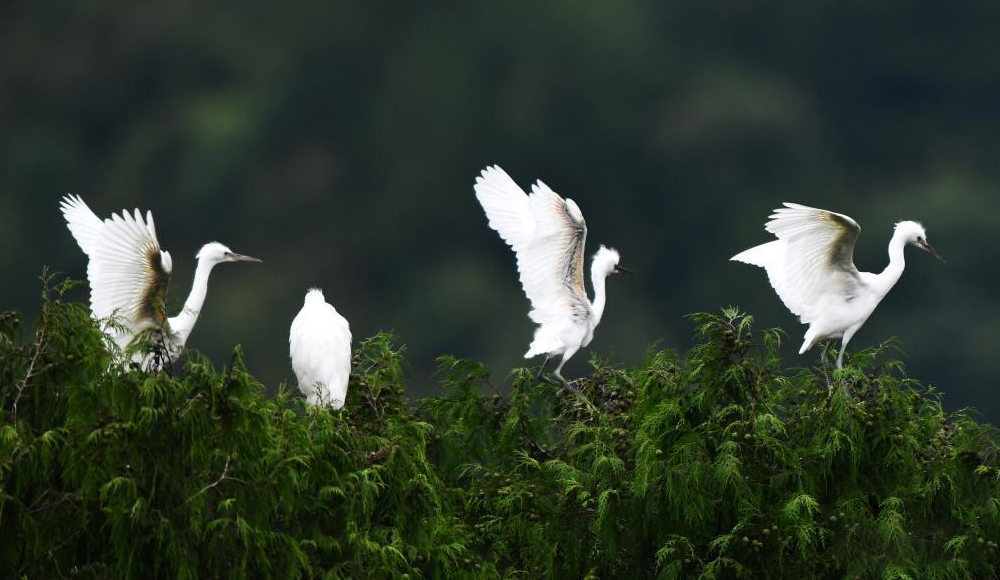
474,165,631,388
289,288,352,408
60,195,260,368
732,202,944,376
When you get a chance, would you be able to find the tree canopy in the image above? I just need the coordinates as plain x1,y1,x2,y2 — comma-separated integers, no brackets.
3,275,998,578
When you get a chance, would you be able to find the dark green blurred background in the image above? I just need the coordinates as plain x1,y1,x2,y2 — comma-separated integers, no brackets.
2,1,997,421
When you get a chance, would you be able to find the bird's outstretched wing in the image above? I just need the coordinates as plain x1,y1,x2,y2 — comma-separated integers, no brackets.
60,195,105,257
765,203,863,323
89,208,171,333
474,165,588,325
732,203,861,323
733,202,861,324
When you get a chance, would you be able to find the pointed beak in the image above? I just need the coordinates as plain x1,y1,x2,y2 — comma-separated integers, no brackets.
230,253,262,263
614,264,634,275
918,241,945,263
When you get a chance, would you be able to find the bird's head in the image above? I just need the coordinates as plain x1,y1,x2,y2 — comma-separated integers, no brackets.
304,287,325,304
895,221,945,262
591,245,633,278
196,242,262,265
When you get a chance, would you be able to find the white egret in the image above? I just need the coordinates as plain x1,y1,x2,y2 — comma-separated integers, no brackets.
731,202,944,383
289,288,352,408
474,165,632,390
60,195,261,368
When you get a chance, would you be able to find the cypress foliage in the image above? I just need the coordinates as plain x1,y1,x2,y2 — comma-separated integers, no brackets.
2,276,999,578
1,275,467,579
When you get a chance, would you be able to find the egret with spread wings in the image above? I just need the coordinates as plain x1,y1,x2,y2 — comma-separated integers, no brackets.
289,288,352,408
474,165,631,390
732,203,944,383
60,195,261,368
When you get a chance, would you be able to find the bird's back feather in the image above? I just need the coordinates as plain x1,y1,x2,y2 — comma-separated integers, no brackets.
289,293,352,408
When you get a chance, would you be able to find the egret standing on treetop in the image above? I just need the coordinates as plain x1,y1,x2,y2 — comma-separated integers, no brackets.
731,203,944,385
289,288,352,408
60,195,261,368
474,165,632,391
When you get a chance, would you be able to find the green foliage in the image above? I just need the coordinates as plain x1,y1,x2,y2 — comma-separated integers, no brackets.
3,281,1000,578
1,275,467,579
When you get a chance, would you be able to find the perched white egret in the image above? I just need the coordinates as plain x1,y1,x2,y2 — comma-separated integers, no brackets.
732,203,944,381
289,288,352,408
474,165,632,390
60,195,261,368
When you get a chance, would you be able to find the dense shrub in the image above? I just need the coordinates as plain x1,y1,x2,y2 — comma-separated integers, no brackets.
3,277,999,578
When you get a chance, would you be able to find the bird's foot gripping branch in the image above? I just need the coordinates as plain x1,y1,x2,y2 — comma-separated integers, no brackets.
3,278,1000,579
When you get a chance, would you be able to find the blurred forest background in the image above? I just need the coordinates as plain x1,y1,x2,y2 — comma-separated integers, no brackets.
2,1,998,421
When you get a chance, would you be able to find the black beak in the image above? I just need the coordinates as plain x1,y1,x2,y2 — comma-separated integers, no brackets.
918,242,945,263
614,264,634,275
230,253,262,263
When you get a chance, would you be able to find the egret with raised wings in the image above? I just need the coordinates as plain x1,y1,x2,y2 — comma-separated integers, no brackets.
60,195,261,368
474,165,631,390
732,203,944,383
289,288,352,408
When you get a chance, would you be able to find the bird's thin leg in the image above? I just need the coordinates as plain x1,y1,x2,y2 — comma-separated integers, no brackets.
834,327,860,397
834,342,847,397
536,355,551,381
552,352,580,395
536,355,563,387
820,342,832,391
836,345,852,399
839,325,861,365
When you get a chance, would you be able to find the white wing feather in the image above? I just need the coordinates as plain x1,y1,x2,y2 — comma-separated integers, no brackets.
60,195,104,257
732,202,862,324
474,166,588,328
289,292,352,408
473,166,534,249
89,208,168,332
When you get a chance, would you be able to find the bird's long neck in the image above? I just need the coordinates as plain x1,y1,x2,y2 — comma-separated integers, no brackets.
168,258,217,346
874,229,908,297
589,268,611,327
